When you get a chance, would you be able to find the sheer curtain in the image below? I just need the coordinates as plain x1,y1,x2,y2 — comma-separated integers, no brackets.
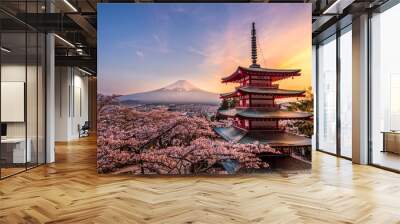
340,29,352,158
317,36,337,154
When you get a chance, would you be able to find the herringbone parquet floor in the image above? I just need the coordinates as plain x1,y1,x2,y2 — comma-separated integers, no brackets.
1,136,400,224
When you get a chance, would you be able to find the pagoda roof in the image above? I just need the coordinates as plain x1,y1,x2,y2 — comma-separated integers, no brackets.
240,66,301,74
240,86,304,95
218,108,312,119
220,87,305,98
222,66,301,83
214,127,311,147
220,91,237,98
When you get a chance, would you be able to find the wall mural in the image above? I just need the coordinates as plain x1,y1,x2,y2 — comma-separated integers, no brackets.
97,3,313,175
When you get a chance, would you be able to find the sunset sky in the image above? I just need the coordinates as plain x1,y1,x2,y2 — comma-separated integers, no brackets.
98,3,311,95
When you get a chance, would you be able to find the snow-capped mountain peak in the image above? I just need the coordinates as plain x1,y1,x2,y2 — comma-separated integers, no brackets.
162,80,200,91
118,79,219,105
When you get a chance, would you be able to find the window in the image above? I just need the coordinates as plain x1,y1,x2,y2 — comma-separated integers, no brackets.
317,35,337,154
370,3,400,171
339,27,352,158
0,2,46,179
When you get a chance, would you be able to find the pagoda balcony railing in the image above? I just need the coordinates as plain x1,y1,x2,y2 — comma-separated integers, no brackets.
236,103,249,107
240,83,279,88
233,122,248,130
250,104,279,109
288,147,311,163
249,126,280,130
270,84,279,88
235,104,279,109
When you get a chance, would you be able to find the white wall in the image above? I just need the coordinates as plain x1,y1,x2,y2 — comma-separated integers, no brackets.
55,67,89,141
1,65,27,139
1,65,41,137
1,63,46,164
73,73,89,137
55,67,70,141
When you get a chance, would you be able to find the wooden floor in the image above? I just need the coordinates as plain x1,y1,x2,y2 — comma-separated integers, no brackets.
372,150,400,171
0,167,26,178
1,136,400,224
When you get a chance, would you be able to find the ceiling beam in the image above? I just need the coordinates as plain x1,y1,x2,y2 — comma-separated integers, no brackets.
55,55,96,73
67,13,97,36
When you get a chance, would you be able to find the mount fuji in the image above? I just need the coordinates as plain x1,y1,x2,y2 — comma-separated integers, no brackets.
118,80,220,105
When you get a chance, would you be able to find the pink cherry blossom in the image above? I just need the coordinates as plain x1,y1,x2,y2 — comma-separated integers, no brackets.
97,94,280,174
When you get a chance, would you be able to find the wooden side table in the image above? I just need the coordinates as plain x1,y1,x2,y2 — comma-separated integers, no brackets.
382,131,400,154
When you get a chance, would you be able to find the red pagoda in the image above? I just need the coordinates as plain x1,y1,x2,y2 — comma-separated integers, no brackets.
215,22,312,149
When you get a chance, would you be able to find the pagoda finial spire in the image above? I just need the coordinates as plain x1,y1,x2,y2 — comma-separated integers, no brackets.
250,22,260,68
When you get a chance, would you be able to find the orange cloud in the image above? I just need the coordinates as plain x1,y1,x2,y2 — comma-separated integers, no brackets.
192,11,311,94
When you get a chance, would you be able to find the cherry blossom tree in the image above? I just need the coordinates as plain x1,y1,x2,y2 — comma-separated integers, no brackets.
97,94,280,174
279,119,313,137
114,138,280,175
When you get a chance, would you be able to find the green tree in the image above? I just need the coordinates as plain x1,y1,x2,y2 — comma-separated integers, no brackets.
287,86,313,113
294,120,313,137
219,98,237,110
285,87,314,137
